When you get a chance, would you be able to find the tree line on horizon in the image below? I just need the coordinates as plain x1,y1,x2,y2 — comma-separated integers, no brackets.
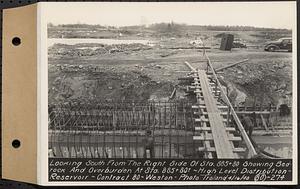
47,22,291,32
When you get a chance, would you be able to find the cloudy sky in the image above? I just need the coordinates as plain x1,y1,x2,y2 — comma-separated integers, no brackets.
42,2,296,29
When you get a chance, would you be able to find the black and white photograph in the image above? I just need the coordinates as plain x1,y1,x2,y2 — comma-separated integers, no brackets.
32,2,297,185
40,1,296,184
1,1,298,186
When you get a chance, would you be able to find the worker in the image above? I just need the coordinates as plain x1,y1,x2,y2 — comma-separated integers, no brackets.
144,130,154,158
241,115,254,137
251,112,257,129
278,95,290,116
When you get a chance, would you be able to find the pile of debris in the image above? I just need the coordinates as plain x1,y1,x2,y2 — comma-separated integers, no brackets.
48,43,153,57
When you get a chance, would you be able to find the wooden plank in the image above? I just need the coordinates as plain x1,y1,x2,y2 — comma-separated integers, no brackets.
260,114,269,131
194,89,202,93
193,134,242,141
195,127,211,131
225,127,236,131
215,59,249,72
195,126,235,132
195,118,227,122
184,61,196,72
199,147,245,153
201,112,227,116
236,111,271,115
198,147,216,152
188,85,201,89
233,148,246,152
197,70,236,158
192,105,228,109
195,101,222,106
169,87,177,100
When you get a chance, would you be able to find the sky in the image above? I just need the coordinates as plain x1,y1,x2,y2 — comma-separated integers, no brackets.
42,2,296,29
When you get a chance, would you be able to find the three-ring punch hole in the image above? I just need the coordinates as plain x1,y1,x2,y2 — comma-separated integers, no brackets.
11,37,22,148
12,139,21,148
12,37,21,46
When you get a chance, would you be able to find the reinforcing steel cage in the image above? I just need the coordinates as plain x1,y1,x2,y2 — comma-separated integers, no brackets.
49,101,223,159
48,99,285,159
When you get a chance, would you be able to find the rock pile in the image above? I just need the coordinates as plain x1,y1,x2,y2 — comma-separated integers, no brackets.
49,43,152,57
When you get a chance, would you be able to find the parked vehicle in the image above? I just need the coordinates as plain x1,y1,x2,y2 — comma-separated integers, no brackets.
190,39,204,47
264,37,292,52
232,38,247,48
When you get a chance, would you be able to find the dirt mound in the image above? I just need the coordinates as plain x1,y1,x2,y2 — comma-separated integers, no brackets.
49,67,174,104
48,43,152,58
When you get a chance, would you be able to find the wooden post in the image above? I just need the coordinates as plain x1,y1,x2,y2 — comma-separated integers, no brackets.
206,60,209,73
253,96,256,112
226,108,231,127
260,114,269,132
260,94,264,111
214,81,218,96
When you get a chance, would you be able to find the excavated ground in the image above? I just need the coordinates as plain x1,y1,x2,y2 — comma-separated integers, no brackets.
49,44,292,108
48,26,293,108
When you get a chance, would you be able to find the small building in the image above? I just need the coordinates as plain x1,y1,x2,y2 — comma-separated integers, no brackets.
220,34,234,51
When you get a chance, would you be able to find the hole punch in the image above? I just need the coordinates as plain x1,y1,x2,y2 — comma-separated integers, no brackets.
12,37,21,46
12,139,21,148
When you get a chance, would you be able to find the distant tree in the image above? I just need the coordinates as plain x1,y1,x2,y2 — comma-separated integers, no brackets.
48,22,54,28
